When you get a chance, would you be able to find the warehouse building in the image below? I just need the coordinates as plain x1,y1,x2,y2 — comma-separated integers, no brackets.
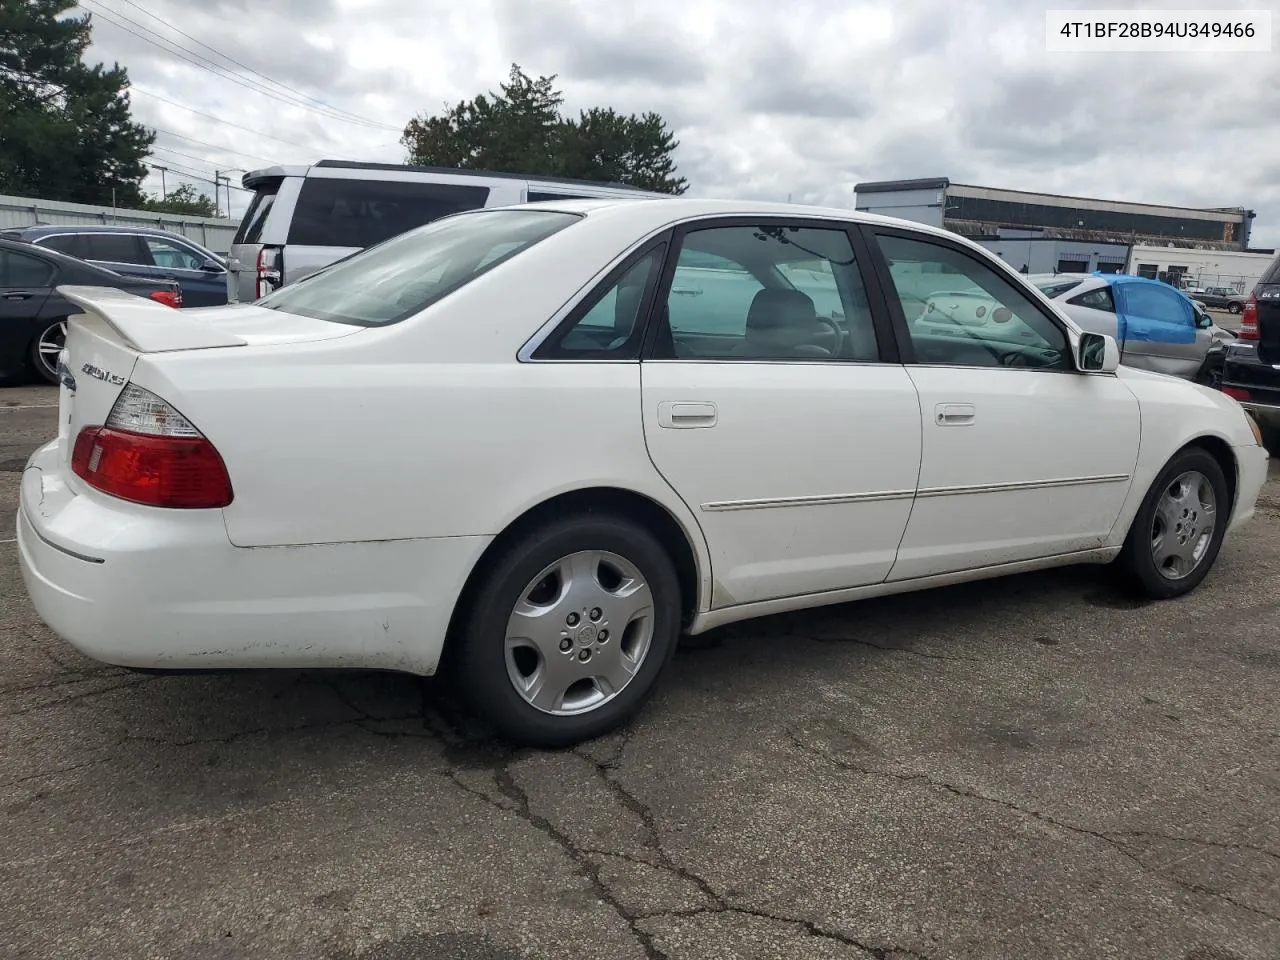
853,178,1256,251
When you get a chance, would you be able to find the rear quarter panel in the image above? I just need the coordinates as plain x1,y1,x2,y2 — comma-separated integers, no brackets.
127,210,713,602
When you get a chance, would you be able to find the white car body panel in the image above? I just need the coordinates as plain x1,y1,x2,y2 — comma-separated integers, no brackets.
17,198,1270,678
890,365,1141,580
639,359,922,607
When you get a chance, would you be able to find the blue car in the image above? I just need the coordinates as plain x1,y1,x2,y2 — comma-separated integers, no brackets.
0,225,229,307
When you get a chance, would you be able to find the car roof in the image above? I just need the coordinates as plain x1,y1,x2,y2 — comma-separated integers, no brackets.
10,224,205,241
459,196,994,252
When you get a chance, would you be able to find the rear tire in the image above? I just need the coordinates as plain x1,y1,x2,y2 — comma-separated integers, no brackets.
1117,447,1230,599
29,318,67,384
453,514,682,747
1228,302,1243,315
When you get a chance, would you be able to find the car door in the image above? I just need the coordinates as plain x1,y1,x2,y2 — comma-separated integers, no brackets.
0,248,55,377
863,226,1140,581
1110,277,1204,379
139,234,227,306
636,219,923,608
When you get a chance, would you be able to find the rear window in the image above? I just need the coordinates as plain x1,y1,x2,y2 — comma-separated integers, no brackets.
257,209,579,327
1260,253,1280,286
287,178,490,249
234,178,282,245
1034,278,1084,298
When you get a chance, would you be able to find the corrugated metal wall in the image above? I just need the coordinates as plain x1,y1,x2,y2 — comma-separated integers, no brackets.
0,193,239,254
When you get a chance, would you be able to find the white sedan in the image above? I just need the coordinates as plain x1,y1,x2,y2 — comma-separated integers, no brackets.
18,199,1270,746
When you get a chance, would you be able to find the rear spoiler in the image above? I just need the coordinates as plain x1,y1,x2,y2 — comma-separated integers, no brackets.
57,286,248,353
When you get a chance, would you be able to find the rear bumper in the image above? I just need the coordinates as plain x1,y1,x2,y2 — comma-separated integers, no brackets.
17,439,490,674
1221,344,1280,430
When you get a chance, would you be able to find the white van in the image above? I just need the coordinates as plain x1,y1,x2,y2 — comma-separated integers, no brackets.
226,160,664,302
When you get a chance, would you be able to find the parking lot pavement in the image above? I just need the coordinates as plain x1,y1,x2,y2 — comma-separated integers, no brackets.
2,385,1279,960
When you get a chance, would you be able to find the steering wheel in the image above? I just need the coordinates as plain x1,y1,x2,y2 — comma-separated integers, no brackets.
813,315,844,356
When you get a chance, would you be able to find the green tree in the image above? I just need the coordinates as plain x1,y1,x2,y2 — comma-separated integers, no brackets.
401,64,687,194
141,183,217,217
0,0,154,206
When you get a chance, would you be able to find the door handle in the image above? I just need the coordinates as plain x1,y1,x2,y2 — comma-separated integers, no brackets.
658,401,718,428
935,402,975,425
3,292,32,301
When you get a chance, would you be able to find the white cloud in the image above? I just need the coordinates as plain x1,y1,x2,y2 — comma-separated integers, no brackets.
79,0,1280,247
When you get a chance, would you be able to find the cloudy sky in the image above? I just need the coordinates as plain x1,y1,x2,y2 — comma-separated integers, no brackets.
79,0,1280,246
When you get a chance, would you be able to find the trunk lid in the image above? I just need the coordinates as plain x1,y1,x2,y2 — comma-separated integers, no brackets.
56,285,361,468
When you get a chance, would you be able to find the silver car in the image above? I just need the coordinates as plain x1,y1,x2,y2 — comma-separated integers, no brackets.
1029,273,1236,381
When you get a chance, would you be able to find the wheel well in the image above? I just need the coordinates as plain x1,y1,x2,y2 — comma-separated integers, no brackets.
442,487,702,664
1182,435,1238,512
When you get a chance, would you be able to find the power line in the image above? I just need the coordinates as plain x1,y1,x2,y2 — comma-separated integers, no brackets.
131,86,324,152
84,0,397,131
149,149,252,192
149,126,280,166
145,156,249,192
110,0,398,130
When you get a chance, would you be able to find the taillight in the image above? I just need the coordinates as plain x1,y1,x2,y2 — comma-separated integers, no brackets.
71,384,232,508
1239,294,1259,340
149,289,182,309
256,245,282,299
1222,386,1251,402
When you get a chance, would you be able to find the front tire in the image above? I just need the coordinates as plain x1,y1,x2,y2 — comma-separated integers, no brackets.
454,515,682,747
1117,447,1230,599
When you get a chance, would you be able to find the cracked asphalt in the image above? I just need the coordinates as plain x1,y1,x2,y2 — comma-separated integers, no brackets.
2,383,1279,960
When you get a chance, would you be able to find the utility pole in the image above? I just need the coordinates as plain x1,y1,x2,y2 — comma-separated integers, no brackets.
214,171,225,217
151,164,168,199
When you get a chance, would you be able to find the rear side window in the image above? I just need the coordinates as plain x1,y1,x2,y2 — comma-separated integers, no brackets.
35,234,84,256
287,178,490,249
234,178,282,245
528,191,592,202
1260,254,1280,286
84,234,144,264
258,209,579,326
0,250,55,287
1069,287,1116,312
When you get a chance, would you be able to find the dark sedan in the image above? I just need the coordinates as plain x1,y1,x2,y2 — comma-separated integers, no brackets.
1220,252,1280,452
1,225,228,307
0,237,181,384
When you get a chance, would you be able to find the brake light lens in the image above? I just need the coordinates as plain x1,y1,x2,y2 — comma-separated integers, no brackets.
1222,387,1251,402
71,384,233,508
256,245,282,299
149,289,182,309
1239,294,1259,340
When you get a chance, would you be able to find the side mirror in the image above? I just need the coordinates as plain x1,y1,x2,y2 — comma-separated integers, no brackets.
199,259,224,273
1077,332,1119,373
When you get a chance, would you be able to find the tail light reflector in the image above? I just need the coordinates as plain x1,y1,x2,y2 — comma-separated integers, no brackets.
1222,387,1251,402
1239,294,1259,340
149,289,182,309
71,384,232,508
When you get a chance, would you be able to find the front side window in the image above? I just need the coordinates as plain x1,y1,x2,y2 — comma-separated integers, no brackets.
258,209,579,327
654,224,880,361
877,233,1070,370
144,237,206,270
288,178,491,248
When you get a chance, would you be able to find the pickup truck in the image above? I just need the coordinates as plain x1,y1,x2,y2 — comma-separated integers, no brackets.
1191,285,1248,314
